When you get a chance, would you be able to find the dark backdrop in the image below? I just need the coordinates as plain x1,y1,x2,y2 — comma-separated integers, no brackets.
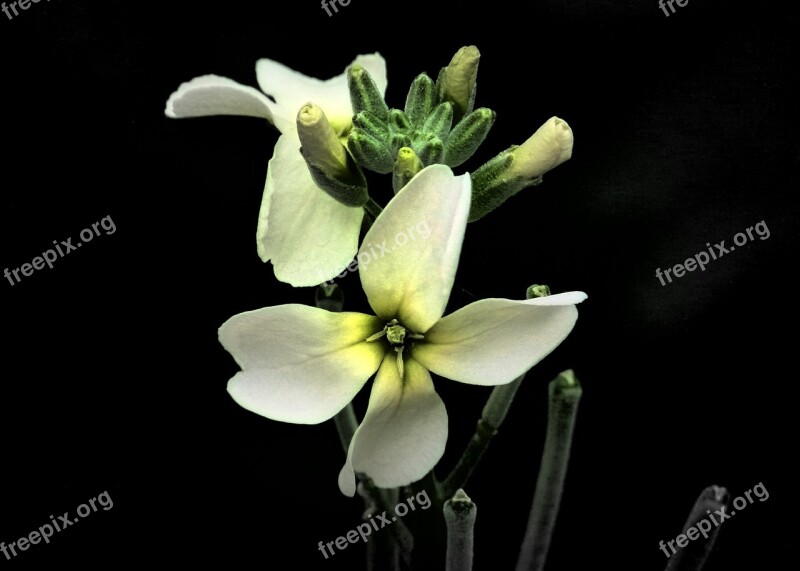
1,0,796,568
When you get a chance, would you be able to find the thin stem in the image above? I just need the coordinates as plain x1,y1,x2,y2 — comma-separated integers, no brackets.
364,197,383,219
515,370,582,571
664,486,729,571
333,403,358,455
442,374,525,498
444,489,477,571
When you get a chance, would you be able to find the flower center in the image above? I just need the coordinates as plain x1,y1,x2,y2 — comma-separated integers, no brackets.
365,319,424,379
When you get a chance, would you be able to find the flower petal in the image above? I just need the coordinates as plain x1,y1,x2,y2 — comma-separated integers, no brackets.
220,305,384,424
338,356,447,496
256,53,387,134
256,133,365,287
359,165,471,333
413,292,588,386
164,74,281,125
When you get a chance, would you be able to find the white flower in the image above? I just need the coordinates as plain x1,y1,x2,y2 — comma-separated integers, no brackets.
218,165,586,496
165,54,388,286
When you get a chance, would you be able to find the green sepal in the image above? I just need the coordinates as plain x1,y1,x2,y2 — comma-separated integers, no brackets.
353,111,390,142
389,109,412,133
348,64,389,122
390,132,413,156
348,128,394,174
421,101,453,141
443,108,496,167
468,147,542,222
301,148,369,207
416,134,444,166
404,73,437,127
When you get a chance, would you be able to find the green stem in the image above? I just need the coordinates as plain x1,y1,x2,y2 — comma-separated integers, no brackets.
664,486,729,571
442,374,525,498
515,370,582,571
364,197,383,219
444,489,477,571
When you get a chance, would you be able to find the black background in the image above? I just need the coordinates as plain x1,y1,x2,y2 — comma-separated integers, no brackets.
0,0,796,568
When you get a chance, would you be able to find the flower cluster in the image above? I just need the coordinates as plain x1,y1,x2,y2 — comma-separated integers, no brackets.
165,48,585,496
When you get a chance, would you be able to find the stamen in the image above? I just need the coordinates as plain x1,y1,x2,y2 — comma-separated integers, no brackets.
365,330,387,343
395,346,405,379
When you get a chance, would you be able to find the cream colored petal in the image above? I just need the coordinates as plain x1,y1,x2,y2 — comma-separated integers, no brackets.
359,165,471,333
413,292,587,385
256,53,387,134
337,356,447,496
165,74,277,121
256,133,365,287
220,304,384,424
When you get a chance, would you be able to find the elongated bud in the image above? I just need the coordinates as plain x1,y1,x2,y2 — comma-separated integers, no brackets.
508,116,573,181
443,107,496,167
348,64,389,122
392,147,424,194
353,111,390,142
468,116,573,222
297,103,368,207
438,45,480,120
404,73,436,127
421,101,454,141
348,128,394,174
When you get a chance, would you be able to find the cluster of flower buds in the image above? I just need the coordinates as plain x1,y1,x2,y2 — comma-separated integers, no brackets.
296,45,573,222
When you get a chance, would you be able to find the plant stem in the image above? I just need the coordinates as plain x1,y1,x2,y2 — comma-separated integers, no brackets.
364,197,383,219
333,403,358,454
515,369,582,571
444,489,477,571
664,485,729,571
442,374,525,498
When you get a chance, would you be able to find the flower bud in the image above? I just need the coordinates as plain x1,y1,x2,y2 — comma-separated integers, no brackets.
438,45,480,120
404,73,436,127
392,147,424,194
443,107,496,167
421,101,454,141
348,128,395,174
348,64,389,122
297,103,368,207
507,117,573,181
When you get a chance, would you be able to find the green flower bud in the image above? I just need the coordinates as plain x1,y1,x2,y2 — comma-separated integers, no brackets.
297,103,368,207
421,101,453,141
348,128,394,174
404,73,436,127
438,45,480,121
468,116,574,222
392,147,424,194
443,107,496,167
415,134,444,166
353,111,390,142
348,64,389,122
526,284,551,299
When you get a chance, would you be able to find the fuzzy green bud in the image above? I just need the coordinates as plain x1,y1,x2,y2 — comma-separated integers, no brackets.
348,64,389,122
348,128,394,174
443,107,496,167
404,73,437,127
421,101,454,141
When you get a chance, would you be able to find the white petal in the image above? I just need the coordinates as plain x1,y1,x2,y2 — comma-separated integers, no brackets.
256,134,365,287
338,356,447,496
220,305,385,424
413,292,588,386
359,165,471,333
164,75,280,124
256,53,387,134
